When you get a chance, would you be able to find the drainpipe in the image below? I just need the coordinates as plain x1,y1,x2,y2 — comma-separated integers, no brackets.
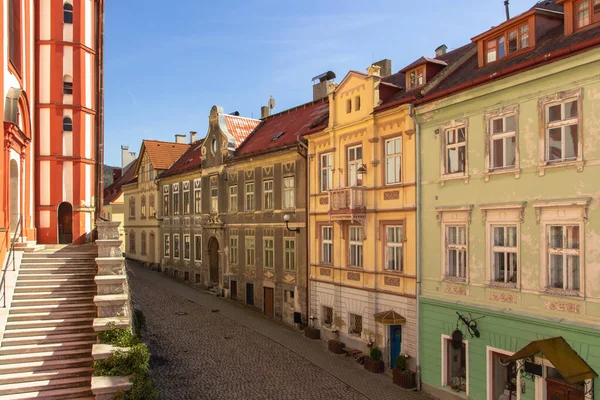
408,103,422,391
297,134,309,328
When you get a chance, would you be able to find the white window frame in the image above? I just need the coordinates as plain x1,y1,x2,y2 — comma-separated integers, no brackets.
320,153,333,192
547,225,582,292
263,237,274,269
284,238,295,271
385,225,403,271
385,137,402,185
183,234,190,261
438,207,471,282
245,182,255,211
183,184,190,215
489,113,518,171
173,183,180,216
163,185,169,216
347,145,363,187
321,225,333,264
229,235,238,265
194,234,202,262
129,198,135,219
348,313,362,337
141,231,147,255
173,234,180,260
322,306,333,328
283,176,295,209
263,180,273,210
442,121,468,178
229,185,238,213
141,196,146,218
441,334,469,396
211,185,218,214
164,234,170,258
348,226,363,268
486,346,520,400
245,236,255,267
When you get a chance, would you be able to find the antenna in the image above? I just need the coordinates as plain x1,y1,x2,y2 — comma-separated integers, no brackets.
504,0,510,20
268,95,276,110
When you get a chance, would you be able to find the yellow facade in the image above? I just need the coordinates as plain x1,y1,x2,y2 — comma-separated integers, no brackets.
307,65,417,364
104,198,125,252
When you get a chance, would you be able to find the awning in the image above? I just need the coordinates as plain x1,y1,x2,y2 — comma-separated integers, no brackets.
505,337,598,383
374,310,406,325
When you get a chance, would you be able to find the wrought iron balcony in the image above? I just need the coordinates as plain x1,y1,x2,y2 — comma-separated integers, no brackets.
328,187,366,221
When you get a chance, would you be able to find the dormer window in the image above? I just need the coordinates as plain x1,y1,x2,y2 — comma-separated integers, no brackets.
575,0,600,29
408,68,424,90
485,23,529,64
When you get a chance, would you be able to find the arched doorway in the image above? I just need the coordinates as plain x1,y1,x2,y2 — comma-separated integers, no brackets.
149,233,155,266
208,237,219,285
58,202,73,244
9,159,19,233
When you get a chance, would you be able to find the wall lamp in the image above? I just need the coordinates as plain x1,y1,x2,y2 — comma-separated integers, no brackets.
152,210,164,222
283,214,300,232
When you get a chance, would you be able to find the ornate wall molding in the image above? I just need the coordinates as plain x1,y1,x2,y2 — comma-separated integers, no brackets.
488,291,518,303
545,301,581,314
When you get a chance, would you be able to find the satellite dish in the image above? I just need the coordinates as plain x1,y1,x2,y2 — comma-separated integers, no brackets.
451,329,463,350
268,95,276,110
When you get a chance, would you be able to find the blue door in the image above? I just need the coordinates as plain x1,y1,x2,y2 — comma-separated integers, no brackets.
390,325,402,368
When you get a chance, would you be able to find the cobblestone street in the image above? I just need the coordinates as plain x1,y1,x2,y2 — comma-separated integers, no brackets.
127,262,432,400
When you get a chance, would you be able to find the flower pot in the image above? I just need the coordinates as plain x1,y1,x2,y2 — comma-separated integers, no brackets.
304,326,321,340
393,369,416,389
328,340,345,354
363,358,385,374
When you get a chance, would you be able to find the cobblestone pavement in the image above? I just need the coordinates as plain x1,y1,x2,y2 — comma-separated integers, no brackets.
128,262,432,400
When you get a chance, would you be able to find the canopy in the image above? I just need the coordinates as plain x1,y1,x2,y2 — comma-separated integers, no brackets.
374,310,406,325
505,337,597,383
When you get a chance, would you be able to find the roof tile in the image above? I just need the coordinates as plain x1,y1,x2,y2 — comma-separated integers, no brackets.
142,140,190,170
225,115,261,148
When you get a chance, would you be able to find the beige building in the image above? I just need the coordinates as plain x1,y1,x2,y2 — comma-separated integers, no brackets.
103,160,137,251
123,137,189,267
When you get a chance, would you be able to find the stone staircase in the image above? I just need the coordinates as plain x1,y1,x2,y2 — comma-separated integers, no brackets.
0,248,98,399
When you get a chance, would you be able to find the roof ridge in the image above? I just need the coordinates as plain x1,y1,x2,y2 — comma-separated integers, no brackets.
224,114,261,123
261,97,328,121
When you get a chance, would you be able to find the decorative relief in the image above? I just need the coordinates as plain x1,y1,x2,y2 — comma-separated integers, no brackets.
319,268,331,277
244,268,256,279
444,285,467,296
283,274,296,284
319,197,329,205
347,272,360,281
194,178,201,188
262,166,273,177
245,170,254,179
338,129,365,144
379,119,404,133
183,181,189,190
545,301,581,313
384,191,400,200
228,172,237,182
488,292,517,303
283,162,295,173
314,139,331,149
264,270,274,280
384,276,400,287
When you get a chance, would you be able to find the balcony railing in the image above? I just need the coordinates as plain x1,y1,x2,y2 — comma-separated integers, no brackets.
328,187,366,220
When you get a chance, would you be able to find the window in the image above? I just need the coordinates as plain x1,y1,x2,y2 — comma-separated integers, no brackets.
355,96,361,111
347,145,363,186
229,185,238,212
211,138,217,154
408,68,424,89
346,99,352,113
63,76,73,95
386,226,403,271
230,233,238,264
194,187,201,214
164,234,170,257
548,225,581,291
349,313,362,336
443,338,467,393
385,137,402,184
322,226,333,264
129,231,136,253
284,290,294,304
245,182,255,211
184,235,190,260
141,232,147,255
8,0,22,74
64,3,73,24
322,306,333,327
149,195,155,216
245,233,255,266
284,239,295,271
194,235,202,261
211,184,218,213
183,186,190,215
445,225,467,280
490,114,516,170
263,180,273,210
519,24,529,49
348,226,363,268
283,177,295,209
575,0,600,28
63,117,73,132
489,351,517,400
486,23,529,64
320,153,333,192
141,196,146,218
486,39,497,63
163,193,169,216
173,234,180,259
184,272,189,281
173,184,180,215
264,237,274,268
545,99,579,163
491,226,518,285
444,125,467,175
129,198,135,219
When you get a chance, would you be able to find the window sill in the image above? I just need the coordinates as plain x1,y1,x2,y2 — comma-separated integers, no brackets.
384,269,406,275
347,265,364,270
542,288,581,298
488,281,518,290
284,269,296,274
440,173,469,185
441,386,468,398
538,160,584,176
443,276,467,284
348,332,362,338
484,167,520,181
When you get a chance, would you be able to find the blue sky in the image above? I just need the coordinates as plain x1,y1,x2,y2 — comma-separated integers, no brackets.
104,0,538,167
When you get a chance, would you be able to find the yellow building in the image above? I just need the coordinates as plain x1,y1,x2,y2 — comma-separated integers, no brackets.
103,161,137,251
306,63,416,368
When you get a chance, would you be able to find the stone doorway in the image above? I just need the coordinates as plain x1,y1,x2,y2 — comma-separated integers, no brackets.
58,202,73,244
9,159,19,233
208,237,219,285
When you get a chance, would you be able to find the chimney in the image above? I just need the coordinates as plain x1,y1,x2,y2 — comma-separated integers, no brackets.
121,145,136,168
175,134,186,144
190,131,197,144
312,71,336,101
373,59,392,77
504,0,510,21
261,106,270,119
435,44,448,57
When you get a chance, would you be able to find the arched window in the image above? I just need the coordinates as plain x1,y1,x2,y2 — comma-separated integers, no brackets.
63,117,72,131
141,195,147,218
129,231,136,253
64,3,73,24
63,75,73,95
129,197,135,218
141,231,147,255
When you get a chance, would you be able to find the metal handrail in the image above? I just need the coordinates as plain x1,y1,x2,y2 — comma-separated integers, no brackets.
1,214,22,308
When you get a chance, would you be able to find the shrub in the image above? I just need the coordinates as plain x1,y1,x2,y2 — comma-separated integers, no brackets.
370,346,383,361
98,323,140,347
395,354,409,371
132,307,146,336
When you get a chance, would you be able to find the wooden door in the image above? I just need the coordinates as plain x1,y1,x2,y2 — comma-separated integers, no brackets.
246,283,254,306
546,378,584,400
231,280,237,299
208,237,219,284
264,287,274,317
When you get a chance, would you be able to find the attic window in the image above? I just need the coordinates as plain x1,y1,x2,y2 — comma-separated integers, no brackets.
575,0,600,29
408,67,424,90
272,131,285,141
485,23,529,64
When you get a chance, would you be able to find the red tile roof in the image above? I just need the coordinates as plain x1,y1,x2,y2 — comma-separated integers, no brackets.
159,139,205,179
142,140,190,171
225,115,261,148
400,57,447,73
104,160,137,205
235,98,329,157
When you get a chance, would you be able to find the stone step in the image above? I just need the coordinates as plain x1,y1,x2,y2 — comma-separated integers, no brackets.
18,268,97,274
22,252,96,258
20,245,45,253
0,333,96,347
93,317,129,332
0,348,91,365
17,273,96,280
12,290,96,299
8,303,96,315
16,279,95,287
10,297,95,307
2,325,94,339
5,318,94,330
20,260,96,266
7,310,96,322
0,367,92,386
14,284,96,291
0,340,95,355
0,357,91,375
0,383,93,399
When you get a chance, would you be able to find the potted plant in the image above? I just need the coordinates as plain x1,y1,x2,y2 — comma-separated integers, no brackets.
328,329,345,354
392,354,416,389
364,346,385,373
304,322,321,340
